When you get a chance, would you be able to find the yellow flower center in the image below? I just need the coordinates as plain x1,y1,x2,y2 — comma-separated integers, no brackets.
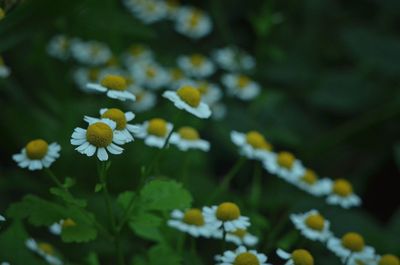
230,229,247,238
379,255,400,265
147,118,168,137
341,232,365,252
135,91,145,102
301,169,318,185
197,82,210,94
106,56,119,67
216,202,241,221
0,8,5,20
178,127,199,140
146,67,157,78
86,122,113,147
277,151,295,169
62,218,77,228
26,139,49,160
101,108,127,130
237,75,251,88
190,54,205,67
305,214,325,231
170,68,184,81
183,208,205,226
129,45,144,56
177,85,201,107
38,242,54,255
100,75,127,91
234,252,259,265
333,179,353,197
246,131,272,150
292,249,314,265
188,10,202,28
88,68,99,81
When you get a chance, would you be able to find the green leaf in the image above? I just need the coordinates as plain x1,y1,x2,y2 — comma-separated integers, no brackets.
50,187,87,207
61,222,97,243
140,180,192,211
117,191,136,210
63,177,76,188
94,183,103,193
85,252,101,265
129,211,163,242
148,244,181,265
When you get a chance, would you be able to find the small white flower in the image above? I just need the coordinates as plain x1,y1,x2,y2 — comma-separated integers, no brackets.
210,102,227,120
0,56,11,78
86,74,136,101
177,54,215,78
70,38,112,66
203,202,250,232
212,46,256,72
170,126,210,151
174,6,212,39
123,44,154,68
25,238,63,265
47,34,70,61
225,229,258,247
13,140,61,171
70,119,126,161
49,219,77,235
231,131,273,161
124,0,167,24
292,169,332,197
127,87,157,112
221,73,260,100
290,209,332,242
0,214,5,222
1,262,10,265
263,151,305,183
327,233,375,263
130,61,170,90
84,108,140,144
194,80,223,105
166,68,192,90
276,248,314,265
163,85,212,119
326,179,361,209
73,67,101,92
168,209,220,238
134,118,174,148
215,246,271,265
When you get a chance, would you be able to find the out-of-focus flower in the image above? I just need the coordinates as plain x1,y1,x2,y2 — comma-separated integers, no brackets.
177,54,215,78
0,7,5,20
123,44,154,67
70,39,112,66
215,246,271,265
130,61,170,90
134,118,174,148
167,67,191,89
123,0,167,24
326,179,361,209
263,151,305,182
231,130,273,161
86,74,136,101
0,56,11,78
170,126,210,151
165,0,181,19
373,254,400,265
210,102,227,120
203,202,250,232
225,229,258,247
195,80,222,105
47,35,70,61
13,140,61,171
221,73,260,100
290,209,332,242
127,87,157,112
292,169,332,197
174,6,212,39
26,238,63,265
49,219,77,235
212,46,256,72
276,248,314,265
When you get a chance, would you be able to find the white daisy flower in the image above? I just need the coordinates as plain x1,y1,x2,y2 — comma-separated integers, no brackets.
168,208,220,238
0,214,5,222
174,6,212,39
70,119,126,161
12,139,61,171
49,218,77,235
26,238,63,265
327,233,375,263
225,229,258,247
210,102,227,120
127,87,157,112
0,56,11,78
276,248,314,265
290,209,332,242
134,118,174,148
177,54,215,78
86,74,136,101
170,126,210,151
326,179,361,209
165,0,180,19
221,73,260,100
212,46,256,72
123,44,154,68
130,61,170,90
70,38,112,66
372,254,400,265
195,80,223,105
124,0,167,24
263,151,305,183
72,67,101,92
84,108,140,144
46,34,70,61
292,169,332,197
167,67,192,90
215,246,271,265
163,85,212,119
230,131,273,161
203,202,250,232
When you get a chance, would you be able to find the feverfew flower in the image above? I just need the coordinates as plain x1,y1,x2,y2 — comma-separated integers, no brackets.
47,35,70,61
174,6,212,39
86,74,136,101
127,87,157,112
168,208,219,238
326,179,361,209
163,85,212,119
0,214,5,222
167,67,191,89
123,44,154,67
0,56,11,78
49,218,77,235
70,119,126,161
70,39,112,66
13,139,61,171
203,202,250,232
26,238,63,265
221,73,260,100
374,254,400,265
215,246,271,265
231,130,273,161
125,0,167,24
134,118,173,148
170,126,210,151
177,54,215,78
276,249,314,265
210,102,227,120
327,232,375,263
292,169,332,197
130,61,169,90
212,46,256,72
290,209,332,242
72,67,101,92
195,80,223,105
263,151,305,183
165,0,180,19
225,229,258,247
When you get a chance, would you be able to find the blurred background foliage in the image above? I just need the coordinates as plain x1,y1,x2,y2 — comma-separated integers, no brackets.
0,0,399,264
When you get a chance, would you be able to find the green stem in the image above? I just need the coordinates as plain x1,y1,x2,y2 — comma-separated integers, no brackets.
249,162,262,210
44,168,64,188
178,233,186,256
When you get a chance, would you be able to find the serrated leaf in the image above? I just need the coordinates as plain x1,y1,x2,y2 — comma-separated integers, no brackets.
140,180,192,211
129,211,163,242
50,187,87,207
148,244,181,265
